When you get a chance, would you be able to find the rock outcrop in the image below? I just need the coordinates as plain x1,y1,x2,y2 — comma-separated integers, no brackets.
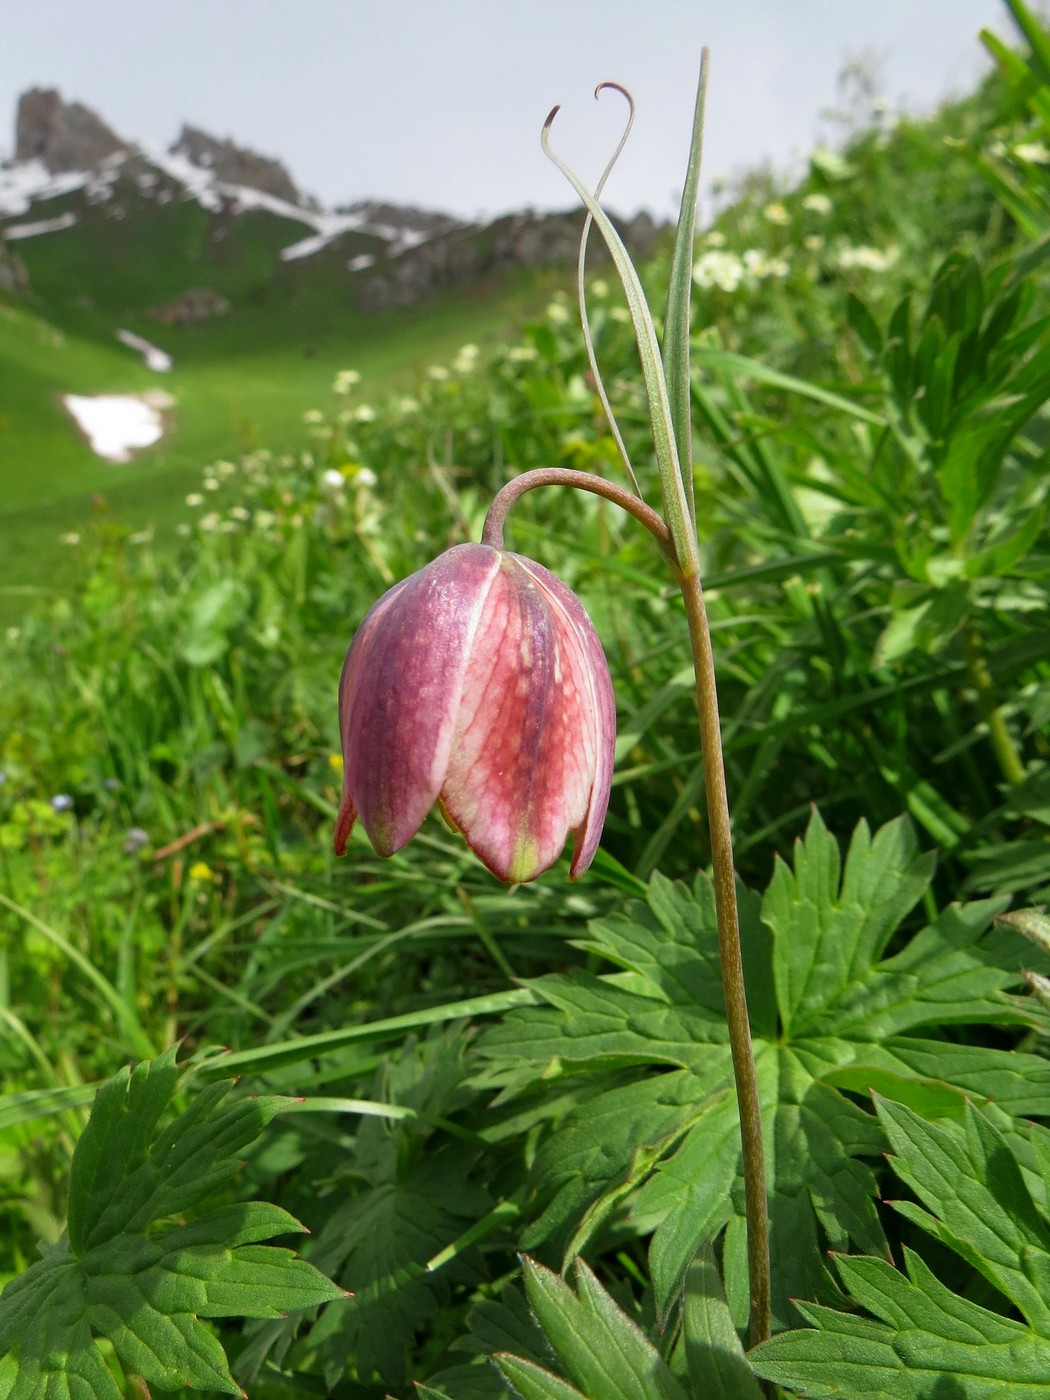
15,88,130,172
355,207,662,312
146,287,231,324
169,125,307,206
336,199,464,242
0,229,28,295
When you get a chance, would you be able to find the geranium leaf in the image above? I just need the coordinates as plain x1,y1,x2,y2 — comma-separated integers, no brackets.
752,1097,1050,1395
0,1047,347,1397
515,1257,689,1400
876,1096,1050,1331
680,1244,763,1399
764,812,934,1037
752,1249,1050,1397
482,813,1050,1327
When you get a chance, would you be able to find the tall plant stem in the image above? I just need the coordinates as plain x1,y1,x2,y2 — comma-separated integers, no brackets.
483,466,772,1346
679,563,771,1349
962,618,1026,786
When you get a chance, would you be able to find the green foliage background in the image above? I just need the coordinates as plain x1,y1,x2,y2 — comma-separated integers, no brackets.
1,3,1049,1395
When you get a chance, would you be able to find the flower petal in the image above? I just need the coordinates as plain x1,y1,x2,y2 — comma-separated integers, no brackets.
440,552,615,882
335,544,501,855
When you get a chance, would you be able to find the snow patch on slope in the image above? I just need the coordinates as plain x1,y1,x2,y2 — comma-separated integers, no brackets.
63,390,174,462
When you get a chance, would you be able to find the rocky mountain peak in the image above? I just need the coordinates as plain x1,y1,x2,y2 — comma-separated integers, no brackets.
15,88,131,172
169,124,309,207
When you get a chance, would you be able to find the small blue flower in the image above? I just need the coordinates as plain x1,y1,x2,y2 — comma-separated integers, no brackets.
122,827,150,855
50,793,74,812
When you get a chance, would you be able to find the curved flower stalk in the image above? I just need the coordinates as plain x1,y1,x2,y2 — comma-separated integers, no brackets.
334,50,771,1349
334,542,615,884
537,52,771,1349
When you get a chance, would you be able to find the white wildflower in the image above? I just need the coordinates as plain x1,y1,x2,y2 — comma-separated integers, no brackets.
229,505,251,521
702,229,727,247
185,493,204,507
1014,141,1050,164
199,513,219,532
302,408,324,424
693,249,746,293
427,365,450,381
455,342,479,364
333,369,361,394
837,244,900,273
804,234,825,253
351,404,376,423
215,460,237,478
763,201,790,226
60,532,81,545
322,469,346,492
546,300,571,325
802,193,832,215
507,345,538,362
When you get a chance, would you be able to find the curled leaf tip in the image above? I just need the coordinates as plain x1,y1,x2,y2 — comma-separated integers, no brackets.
595,80,633,108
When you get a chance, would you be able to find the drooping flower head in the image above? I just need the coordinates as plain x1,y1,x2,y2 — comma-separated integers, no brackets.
334,543,615,883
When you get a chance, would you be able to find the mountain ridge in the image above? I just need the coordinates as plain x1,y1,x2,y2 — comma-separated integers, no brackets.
1,86,660,314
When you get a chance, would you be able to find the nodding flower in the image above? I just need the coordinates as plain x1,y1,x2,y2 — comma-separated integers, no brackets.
334,543,615,883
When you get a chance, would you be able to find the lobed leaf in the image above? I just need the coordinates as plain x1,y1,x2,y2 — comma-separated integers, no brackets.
483,813,1049,1326
0,1048,346,1397
752,1248,1050,1397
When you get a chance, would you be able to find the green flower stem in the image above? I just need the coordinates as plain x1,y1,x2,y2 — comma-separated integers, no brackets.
678,562,771,1348
962,619,1026,785
534,52,769,1350
482,467,772,1348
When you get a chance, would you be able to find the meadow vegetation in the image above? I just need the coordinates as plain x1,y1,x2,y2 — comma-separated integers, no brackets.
1,4,1049,1395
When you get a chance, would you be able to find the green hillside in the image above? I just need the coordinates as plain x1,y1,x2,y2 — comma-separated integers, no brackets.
0,173,571,611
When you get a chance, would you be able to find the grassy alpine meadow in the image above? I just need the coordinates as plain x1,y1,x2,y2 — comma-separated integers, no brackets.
2,2,1050,1396
0,259,571,619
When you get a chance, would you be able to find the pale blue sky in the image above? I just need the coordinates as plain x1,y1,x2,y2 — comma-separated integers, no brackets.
0,1,1019,220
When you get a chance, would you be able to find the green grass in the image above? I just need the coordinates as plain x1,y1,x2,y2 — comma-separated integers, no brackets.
0,224,570,618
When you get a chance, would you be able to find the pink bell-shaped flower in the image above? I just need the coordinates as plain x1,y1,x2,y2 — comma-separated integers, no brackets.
334,543,615,882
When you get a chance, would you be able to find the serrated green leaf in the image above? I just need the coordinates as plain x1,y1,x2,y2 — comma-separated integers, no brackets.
633,1086,741,1309
680,1244,763,1399
766,811,933,1036
0,1053,344,1398
521,1070,714,1262
483,814,1050,1329
420,1367,518,1400
495,1356,587,1400
876,1097,1050,1331
295,1031,490,1390
752,1247,1050,1397
753,1092,1050,1395
521,1257,689,1400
